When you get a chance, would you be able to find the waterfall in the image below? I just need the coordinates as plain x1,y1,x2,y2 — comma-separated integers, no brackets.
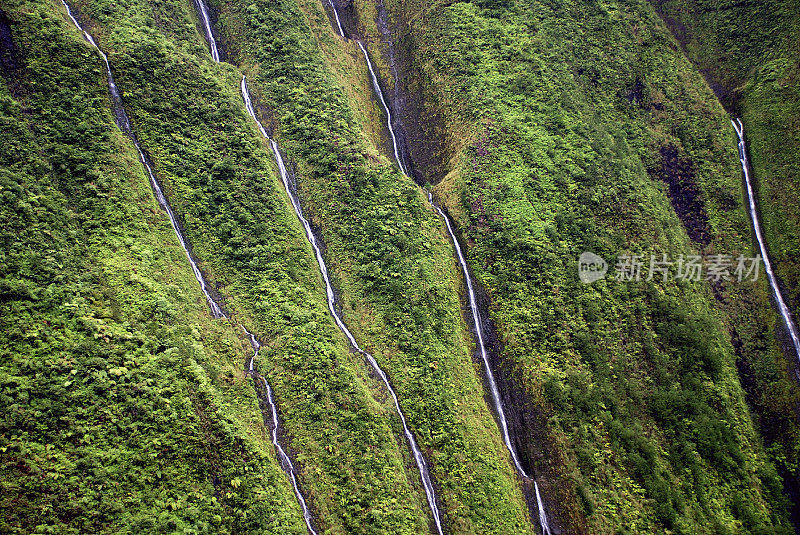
534,481,551,535
321,1,552,532
428,193,552,535
60,0,224,319
242,76,445,535
426,192,524,474
242,328,317,534
358,42,408,176
246,328,318,535
260,375,317,534
732,119,800,362
325,0,345,37
195,0,219,62
188,3,322,530
62,5,318,532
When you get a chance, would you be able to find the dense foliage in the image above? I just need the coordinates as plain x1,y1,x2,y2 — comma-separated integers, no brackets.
0,0,797,532
365,0,799,531
0,1,307,531
653,0,800,334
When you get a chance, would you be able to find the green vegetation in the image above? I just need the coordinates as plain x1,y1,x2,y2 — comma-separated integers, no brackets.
0,1,306,531
653,0,800,333
215,0,536,531
51,0,459,530
1,0,798,532
650,0,800,527
364,0,799,531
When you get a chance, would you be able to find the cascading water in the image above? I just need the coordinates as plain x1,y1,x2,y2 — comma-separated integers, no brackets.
428,194,552,535
190,6,320,532
322,2,552,532
194,0,219,62
325,0,345,37
241,76,444,535
245,333,318,534
358,41,407,176
243,330,318,534
60,0,224,320
326,2,406,175
427,194,525,476
62,5,318,531
733,119,800,363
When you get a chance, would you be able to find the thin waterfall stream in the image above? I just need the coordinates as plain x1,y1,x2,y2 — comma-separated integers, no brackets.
191,4,319,532
194,0,219,62
60,0,223,320
428,196,552,535
241,76,444,535
323,2,552,533
733,119,800,363
62,3,317,532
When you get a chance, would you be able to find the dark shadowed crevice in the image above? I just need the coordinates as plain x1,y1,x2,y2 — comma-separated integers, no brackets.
360,1,455,186
649,144,711,246
0,9,21,82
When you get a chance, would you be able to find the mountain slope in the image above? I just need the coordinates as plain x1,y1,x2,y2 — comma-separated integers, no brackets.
0,0,798,532
349,0,798,531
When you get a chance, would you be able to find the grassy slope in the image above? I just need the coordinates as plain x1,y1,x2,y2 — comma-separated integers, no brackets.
370,0,797,532
652,0,800,329
214,0,538,532
0,1,307,532
62,0,458,531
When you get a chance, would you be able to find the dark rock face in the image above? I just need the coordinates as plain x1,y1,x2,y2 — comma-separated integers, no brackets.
369,0,455,186
650,144,711,246
0,10,20,75
626,77,646,106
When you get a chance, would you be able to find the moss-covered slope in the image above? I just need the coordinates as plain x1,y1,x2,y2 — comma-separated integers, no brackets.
352,0,799,532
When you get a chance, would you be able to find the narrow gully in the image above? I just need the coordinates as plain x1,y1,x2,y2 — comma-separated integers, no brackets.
322,1,552,533
733,119,800,363
428,194,552,535
62,3,317,532
247,335,318,535
194,0,219,62
241,76,445,535
192,3,319,532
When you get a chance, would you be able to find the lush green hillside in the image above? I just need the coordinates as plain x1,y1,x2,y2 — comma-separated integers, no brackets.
0,0,441,532
352,0,800,531
1,0,798,532
0,1,307,531
214,0,537,531
652,0,800,335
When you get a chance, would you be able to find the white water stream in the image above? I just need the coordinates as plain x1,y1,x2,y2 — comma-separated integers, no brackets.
358,41,407,176
241,76,444,535
733,119,800,362
194,0,219,62
323,2,553,532
61,0,224,319
192,4,320,530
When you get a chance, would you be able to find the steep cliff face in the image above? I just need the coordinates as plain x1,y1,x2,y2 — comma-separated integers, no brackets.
213,0,537,531
652,0,800,335
650,0,800,527
0,0,798,533
342,0,799,532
